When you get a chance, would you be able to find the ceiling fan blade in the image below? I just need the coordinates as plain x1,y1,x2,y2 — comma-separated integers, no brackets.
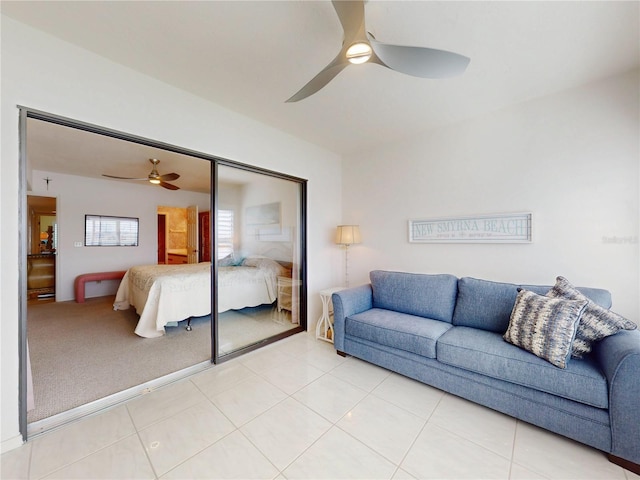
286,52,350,103
369,36,470,79
332,0,365,40
159,172,180,181
102,174,147,180
159,181,179,190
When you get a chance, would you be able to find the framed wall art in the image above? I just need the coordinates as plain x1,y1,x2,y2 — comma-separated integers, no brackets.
409,213,532,244
245,202,281,227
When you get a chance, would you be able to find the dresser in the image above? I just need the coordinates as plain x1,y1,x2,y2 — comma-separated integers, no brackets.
27,254,56,298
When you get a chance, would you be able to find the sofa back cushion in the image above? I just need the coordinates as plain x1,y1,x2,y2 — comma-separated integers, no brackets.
522,283,612,309
452,277,612,333
370,270,458,323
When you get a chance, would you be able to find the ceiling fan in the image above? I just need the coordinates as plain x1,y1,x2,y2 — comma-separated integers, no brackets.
286,0,470,102
102,158,180,190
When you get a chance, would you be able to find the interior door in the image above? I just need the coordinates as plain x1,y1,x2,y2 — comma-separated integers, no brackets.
26,195,57,299
187,205,199,264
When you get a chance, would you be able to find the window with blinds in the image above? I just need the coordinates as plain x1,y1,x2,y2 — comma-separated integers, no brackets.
218,209,234,258
85,215,139,246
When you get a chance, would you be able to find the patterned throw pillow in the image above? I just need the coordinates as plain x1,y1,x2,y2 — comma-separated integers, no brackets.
504,289,588,368
546,276,637,357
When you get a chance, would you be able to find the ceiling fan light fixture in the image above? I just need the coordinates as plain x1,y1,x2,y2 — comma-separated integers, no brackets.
346,42,372,64
102,158,180,190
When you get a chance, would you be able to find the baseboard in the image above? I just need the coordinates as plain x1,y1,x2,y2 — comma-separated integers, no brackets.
607,453,640,475
1,434,25,454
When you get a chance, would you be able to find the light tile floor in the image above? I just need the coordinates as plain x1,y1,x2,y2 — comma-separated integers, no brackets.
2,332,639,480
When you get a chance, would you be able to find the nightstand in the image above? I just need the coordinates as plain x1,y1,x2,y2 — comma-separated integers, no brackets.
316,287,345,343
277,276,301,313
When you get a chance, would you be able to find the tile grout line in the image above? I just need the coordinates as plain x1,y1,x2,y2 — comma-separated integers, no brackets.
509,421,554,480
128,375,245,478
507,419,519,480
237,340,358,477
125,379,210,432
386,387,447,479
128,404,160,480
31,432,139,480
240,338,326,477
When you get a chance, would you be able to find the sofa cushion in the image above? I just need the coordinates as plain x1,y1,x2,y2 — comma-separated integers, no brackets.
503,289,587,369
547,276,637,358
519,283,612,307
370,270,458,323
452,277,613,333
346,308,452,358
452,278,521,333
437,326,609,408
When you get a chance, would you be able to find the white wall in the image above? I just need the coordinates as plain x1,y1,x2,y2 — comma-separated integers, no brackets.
30,169,211,301
1,17,343,451
343,70,639,324
240,174,300,262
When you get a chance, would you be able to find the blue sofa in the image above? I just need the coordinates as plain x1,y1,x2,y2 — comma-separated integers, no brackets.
332,270,640,473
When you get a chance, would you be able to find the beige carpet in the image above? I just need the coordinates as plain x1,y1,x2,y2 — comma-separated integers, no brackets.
27,296,296,423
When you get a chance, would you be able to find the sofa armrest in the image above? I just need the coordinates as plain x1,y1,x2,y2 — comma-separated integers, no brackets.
332,284,373,352
594,328,640,464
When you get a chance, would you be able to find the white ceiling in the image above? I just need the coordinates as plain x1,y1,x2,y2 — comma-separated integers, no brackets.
26,118,216,194
3,1,639,157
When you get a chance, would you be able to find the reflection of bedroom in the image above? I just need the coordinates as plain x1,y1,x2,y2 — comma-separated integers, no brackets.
24,119,305,429
215,172,302,353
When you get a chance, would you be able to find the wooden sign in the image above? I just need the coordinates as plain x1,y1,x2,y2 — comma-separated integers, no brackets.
409,213,532,243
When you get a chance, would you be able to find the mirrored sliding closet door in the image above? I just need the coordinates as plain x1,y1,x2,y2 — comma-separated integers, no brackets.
213,164,306,361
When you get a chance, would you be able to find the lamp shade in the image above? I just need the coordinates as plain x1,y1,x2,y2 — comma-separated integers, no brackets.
336,225,361,246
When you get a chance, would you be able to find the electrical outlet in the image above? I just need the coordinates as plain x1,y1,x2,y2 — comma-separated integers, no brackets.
74,242,82,247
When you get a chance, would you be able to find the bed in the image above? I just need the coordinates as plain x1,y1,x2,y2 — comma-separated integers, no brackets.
113,256,290,338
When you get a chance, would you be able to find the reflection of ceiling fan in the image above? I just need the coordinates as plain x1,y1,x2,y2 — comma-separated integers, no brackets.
286,0,470,102
102,158,180,190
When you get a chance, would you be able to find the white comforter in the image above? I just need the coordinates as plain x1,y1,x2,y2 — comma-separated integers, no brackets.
114,259,284,338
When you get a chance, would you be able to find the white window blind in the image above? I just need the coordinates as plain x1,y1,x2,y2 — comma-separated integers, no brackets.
85,215,139,247
218,209,234,258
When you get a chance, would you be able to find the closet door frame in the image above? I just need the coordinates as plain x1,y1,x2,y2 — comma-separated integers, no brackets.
17,106,308,441
212,161,307,363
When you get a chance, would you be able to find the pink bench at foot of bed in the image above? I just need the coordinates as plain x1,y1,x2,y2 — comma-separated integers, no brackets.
74,271,127,303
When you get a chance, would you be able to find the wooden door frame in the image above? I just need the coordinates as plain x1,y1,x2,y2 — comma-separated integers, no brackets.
157,212,167,264
186,205,199,264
